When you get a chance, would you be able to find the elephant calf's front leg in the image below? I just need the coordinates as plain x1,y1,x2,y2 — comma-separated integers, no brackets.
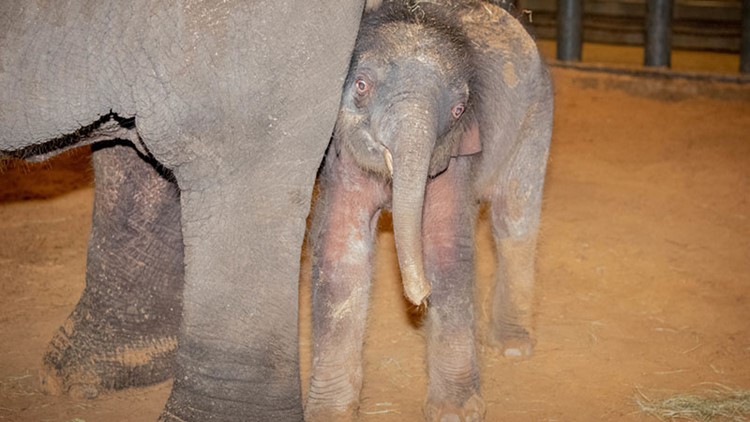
422,159,485,422
305,153,385,421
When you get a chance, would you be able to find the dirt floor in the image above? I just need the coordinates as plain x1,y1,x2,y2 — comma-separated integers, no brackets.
1,67,749,421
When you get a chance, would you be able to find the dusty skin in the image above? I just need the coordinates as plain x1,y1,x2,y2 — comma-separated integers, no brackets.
1,67,748,421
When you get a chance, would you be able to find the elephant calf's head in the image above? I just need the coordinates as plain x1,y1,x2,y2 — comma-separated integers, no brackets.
333,2,479,306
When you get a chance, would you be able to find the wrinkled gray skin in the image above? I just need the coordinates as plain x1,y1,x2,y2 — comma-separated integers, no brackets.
40,141,184,401
0,1,366,420
306,1,552,420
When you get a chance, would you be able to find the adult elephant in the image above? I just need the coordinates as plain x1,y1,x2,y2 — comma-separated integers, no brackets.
0,1,367,420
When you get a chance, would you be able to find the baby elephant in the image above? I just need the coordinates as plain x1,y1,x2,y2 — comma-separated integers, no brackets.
306,1,552,420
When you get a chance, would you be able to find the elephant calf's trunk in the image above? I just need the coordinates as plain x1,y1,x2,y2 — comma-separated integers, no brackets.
401,258,431,307
389,125,435,307
392,203,431,306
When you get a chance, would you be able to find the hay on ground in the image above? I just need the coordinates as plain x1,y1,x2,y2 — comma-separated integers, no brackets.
636,385,750,421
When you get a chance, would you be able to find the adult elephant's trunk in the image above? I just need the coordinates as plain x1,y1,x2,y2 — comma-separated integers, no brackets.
389,119,437,306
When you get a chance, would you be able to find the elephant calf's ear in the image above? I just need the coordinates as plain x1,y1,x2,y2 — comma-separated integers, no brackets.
428,118,481,178
452,120,481,157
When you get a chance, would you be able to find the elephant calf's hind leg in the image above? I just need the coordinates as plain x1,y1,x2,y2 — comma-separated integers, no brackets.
489,233,538,358
488,162,546,359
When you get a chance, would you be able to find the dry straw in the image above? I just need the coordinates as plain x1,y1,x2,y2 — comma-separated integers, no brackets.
636,384,750,421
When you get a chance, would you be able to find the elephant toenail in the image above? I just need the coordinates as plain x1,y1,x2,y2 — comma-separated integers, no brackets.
504,347,523,357
440,414,461,422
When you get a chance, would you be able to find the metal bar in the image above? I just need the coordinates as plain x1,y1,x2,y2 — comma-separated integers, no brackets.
491,0,516,11
557,0,583,61
742,0,750,73
644,0,674,67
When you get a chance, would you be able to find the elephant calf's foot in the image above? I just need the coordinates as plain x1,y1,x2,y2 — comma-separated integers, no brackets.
425,394,486,422
489,324,535,359
40,318,177,399
304,403,358,422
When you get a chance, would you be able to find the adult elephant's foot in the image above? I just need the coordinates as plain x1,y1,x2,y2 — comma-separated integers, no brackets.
40,315,177,399
40,143,184,398
425,394,486,422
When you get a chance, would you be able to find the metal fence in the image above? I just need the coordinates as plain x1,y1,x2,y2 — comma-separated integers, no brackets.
504,0,750,73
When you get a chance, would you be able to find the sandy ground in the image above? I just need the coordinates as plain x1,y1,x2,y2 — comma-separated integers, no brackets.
1,67,749,421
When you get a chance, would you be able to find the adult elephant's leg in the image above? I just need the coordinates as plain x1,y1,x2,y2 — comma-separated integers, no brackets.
42,142,183,399
154,3,366,421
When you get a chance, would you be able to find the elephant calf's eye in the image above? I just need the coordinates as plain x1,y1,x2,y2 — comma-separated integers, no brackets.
451,102,466,119
355,77,370,96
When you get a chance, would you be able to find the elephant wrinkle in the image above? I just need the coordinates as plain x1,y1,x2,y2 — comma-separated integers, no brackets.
42,335,177,398
99,336,179,368
306,339,364,420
